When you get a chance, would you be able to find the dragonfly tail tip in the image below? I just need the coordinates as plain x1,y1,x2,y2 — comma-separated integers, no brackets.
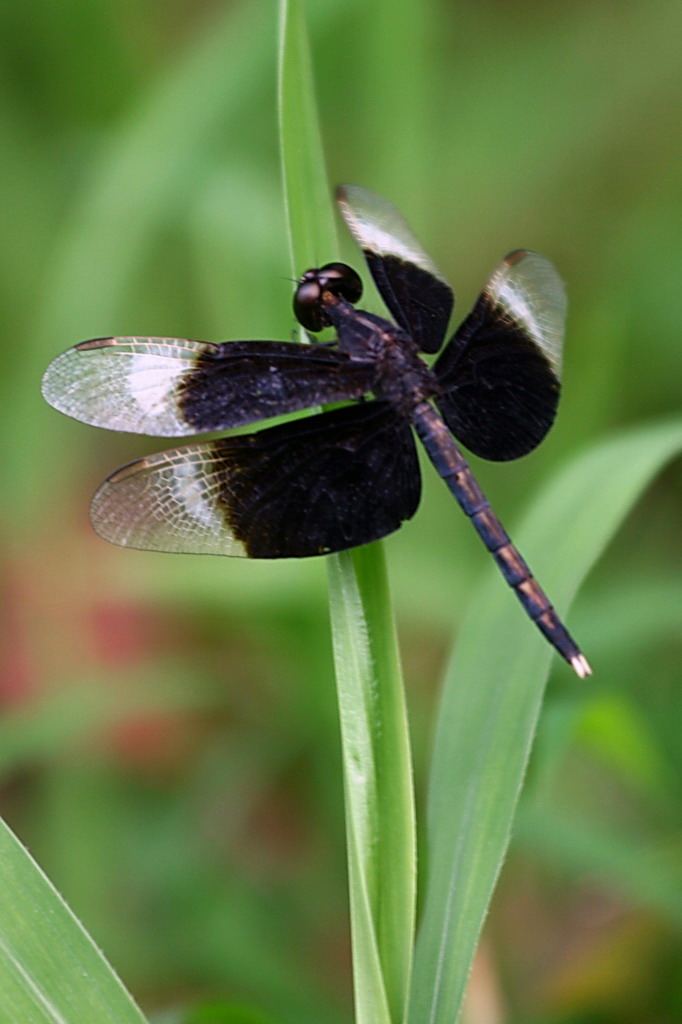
570,652,592,678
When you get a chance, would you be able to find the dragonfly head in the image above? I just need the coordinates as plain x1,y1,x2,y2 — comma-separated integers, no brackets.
293,262,363,332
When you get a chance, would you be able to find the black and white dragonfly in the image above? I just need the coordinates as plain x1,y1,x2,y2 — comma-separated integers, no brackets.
42,185,590,676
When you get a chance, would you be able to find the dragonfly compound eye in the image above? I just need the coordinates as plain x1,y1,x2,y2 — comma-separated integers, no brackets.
293,263,363,332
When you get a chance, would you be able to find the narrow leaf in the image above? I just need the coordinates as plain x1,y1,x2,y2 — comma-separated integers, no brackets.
408,417,682,1024
277,3,416,1022
0,817,148,1024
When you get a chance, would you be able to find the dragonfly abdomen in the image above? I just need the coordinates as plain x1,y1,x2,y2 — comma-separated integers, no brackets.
412,402,590,677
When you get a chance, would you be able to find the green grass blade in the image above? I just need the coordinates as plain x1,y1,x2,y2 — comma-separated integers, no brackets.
0,817,148,1024
408,416,682,1024
278,4,416,1022
327,547,416,1024
277,0,336,274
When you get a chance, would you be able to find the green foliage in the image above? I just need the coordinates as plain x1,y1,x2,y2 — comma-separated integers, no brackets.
409,419,682,1024
0,2,680,1023
278,4,415,1022
0,818,147,1024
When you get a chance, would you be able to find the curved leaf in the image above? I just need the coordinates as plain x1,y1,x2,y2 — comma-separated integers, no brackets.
0,817,148,1024
408,417,682,1024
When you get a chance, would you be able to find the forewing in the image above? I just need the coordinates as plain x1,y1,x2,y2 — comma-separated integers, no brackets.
42,336,378,436
90,401,421,558
337,185,453,354
434,250,566,461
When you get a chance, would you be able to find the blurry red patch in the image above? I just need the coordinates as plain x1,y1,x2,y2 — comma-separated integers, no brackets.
87,599,163,669
107,710,202,775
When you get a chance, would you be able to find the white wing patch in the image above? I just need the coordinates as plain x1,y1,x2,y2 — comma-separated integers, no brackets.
42,336,216,436
124,352,187,425
337,184,448,283
90,444,247,556
488,251,566,370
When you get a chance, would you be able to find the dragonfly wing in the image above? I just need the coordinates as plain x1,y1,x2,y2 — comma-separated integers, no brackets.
43,336,378,436
90,401,421,557
434,250,565,460
337,185,453,353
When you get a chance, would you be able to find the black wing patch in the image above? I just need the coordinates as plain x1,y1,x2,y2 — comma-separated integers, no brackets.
90,401,421,558
433,250,565,461
42,337,378,437
337,185,453,354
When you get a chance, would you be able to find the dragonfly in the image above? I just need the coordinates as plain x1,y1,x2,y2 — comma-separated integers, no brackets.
42,184,590,676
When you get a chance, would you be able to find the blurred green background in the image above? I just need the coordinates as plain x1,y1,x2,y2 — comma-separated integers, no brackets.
1,1,681,1022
